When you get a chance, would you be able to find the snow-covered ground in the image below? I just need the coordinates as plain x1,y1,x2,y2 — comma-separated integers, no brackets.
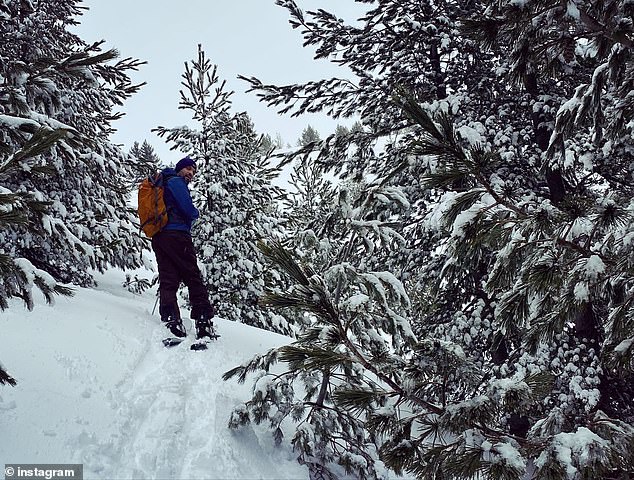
0,268,309,479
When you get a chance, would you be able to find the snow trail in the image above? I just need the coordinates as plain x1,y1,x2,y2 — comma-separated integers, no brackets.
77,319,307,479
0,270,307,479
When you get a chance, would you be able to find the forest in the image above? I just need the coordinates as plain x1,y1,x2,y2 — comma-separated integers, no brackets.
1,0,633,479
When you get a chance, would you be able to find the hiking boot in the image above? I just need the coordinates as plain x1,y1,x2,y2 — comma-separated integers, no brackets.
191,303,215,340
165,319,187,338
159,303,186,338
194,318,215,340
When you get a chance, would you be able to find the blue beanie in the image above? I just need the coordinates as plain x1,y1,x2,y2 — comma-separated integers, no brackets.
175,156,196,173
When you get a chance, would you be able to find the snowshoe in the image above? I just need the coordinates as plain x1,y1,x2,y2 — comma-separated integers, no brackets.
190,341,209,351
190,319,219,351
161,322,187,348
162,337,185,348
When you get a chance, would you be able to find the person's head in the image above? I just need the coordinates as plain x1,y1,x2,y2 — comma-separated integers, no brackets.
175,156,196,183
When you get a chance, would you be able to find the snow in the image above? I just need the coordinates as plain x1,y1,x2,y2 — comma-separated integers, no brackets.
0,268,412,479
456,124,485,146
451,199,495,238
573,282,590,302
491,441,526,471
0,268,309,479
535,427,608,479
615,337,634,354
566,1,581,20
584,255,605,280
343,293,371,311
488,377,530,403
369,271,411,307
0,114,40,130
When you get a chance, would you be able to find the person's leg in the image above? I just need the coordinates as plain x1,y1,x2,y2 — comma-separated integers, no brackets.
152,232,186,337
174,235,215,338
176,235,213,315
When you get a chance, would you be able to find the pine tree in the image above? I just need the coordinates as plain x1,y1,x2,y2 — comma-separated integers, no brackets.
259,133,275,154
334,124,349,138
1,0,146,293
154,45,289,332
274,132,285,149
225,177,412,479
297,124,321,147
229,0,634,478
130,139,162,175
0,0,147,385
283,154,335,234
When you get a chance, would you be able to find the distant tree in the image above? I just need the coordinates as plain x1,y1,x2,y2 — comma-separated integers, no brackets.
130,139,162,176
259,133,275,154
297,124,321,147
154,45,290,332
334,124,349,137
129,141,141,158
274,132,285,149
350,121,363,133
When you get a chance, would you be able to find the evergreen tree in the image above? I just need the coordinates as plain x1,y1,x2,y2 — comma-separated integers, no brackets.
259,133,275,154
154,45,289,332
226,178,411,479
283,153,335,234
259,132,285,154
274,132,285,149
129,139,162,175
350,121,363,134
334,124,349,138
231,1,634,478
297,124,321,147
0,0,146,294
0,0,147,384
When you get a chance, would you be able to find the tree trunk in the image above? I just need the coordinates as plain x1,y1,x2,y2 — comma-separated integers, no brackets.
316,369,330,407
524,72,566,203
429,42,447,100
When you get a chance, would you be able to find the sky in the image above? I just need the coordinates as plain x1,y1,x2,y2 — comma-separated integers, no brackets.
72,0,367,164
0,267,403,479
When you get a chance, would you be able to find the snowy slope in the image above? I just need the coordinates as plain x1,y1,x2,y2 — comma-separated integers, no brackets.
0,268,308,479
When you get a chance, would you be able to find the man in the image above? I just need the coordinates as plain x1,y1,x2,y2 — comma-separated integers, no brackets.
152,156,215,340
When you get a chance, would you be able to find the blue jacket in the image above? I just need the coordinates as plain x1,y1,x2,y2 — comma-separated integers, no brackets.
161,168,199,233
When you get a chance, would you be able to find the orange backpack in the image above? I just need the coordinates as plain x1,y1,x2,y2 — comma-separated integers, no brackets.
137,173,170,238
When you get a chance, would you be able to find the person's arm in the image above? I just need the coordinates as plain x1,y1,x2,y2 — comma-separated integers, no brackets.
167,177,199,221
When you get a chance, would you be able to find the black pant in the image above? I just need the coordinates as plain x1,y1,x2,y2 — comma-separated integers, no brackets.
151,230,211,315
